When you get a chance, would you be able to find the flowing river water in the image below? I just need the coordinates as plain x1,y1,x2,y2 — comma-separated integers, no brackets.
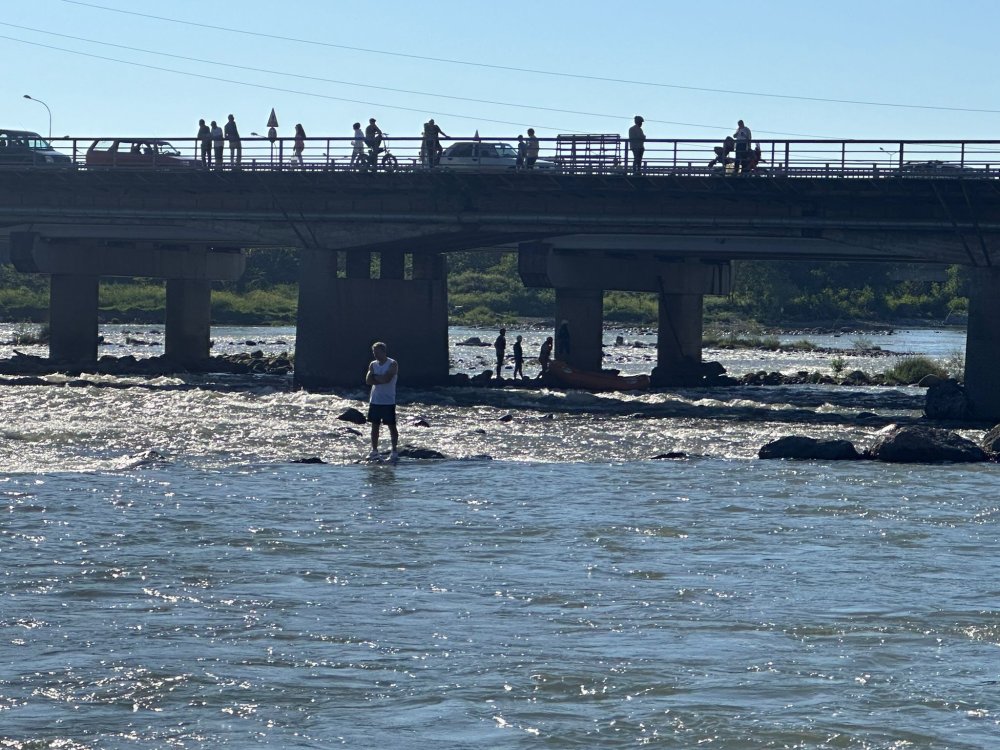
1,324,997,748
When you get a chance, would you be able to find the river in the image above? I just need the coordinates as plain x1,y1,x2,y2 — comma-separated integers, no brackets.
1,324,997,748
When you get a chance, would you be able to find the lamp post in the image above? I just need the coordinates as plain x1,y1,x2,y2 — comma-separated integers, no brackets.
23,94,52,140
879,146,899,171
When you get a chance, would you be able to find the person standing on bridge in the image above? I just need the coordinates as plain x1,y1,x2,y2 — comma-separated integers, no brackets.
365,118,384,168
525,129,540,169
197,119,211,167
423,119,449,167
733,119,752,175
516,135,527,170
210,120,224,169
293,124,306,166
628,115,646,175
225,114,241,167
366,341,399,462
351,122,366,169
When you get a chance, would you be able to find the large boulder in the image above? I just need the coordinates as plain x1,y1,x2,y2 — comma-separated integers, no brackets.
924,379,969,420
759,436,862,460
867,424,985,463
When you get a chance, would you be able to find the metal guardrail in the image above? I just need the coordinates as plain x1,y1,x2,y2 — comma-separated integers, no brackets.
4,136,1000,178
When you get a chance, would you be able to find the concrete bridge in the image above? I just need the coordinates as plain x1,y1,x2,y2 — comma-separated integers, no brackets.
2,144,1000,416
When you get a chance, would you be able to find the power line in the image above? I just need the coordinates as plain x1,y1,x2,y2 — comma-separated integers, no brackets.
60,0,1000,116
0,34,577,132
0,21,753,135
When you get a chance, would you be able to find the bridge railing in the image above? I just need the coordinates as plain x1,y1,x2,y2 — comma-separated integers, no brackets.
17,136,1000,178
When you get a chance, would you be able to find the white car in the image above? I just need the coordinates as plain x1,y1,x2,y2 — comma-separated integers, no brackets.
437,141,556,171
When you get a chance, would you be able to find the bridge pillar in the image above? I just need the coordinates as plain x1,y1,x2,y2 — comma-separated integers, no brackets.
165,279,212,363
295,249,449,389
49,274,99,364
964,267,1000,421
555,288,604,371
658,292,703,368
345,250,370,278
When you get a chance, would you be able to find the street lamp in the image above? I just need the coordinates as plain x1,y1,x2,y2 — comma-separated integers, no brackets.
23,94,52,140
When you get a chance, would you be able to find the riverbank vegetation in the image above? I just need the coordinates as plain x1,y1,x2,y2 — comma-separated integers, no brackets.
0,251,971,328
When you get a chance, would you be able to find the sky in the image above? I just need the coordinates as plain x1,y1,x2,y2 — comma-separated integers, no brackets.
3,0,999,146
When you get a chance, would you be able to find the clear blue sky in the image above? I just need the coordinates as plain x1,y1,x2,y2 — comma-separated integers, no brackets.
3,0,998,143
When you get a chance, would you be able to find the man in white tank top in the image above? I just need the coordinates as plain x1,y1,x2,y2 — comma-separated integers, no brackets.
365,341,399,461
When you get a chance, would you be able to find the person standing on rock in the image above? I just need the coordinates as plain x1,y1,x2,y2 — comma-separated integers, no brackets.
555,320,571,360
365,341,399,462
538,336,553,375
513,334,524,380
494,328,507,380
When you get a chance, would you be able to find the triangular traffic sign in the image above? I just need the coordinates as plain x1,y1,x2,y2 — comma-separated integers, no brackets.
267,108,279,128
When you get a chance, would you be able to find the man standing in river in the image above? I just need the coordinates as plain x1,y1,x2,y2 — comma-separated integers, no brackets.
366,341,398,462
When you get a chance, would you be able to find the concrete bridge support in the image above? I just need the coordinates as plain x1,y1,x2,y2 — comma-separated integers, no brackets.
49,274,99,363
519,242,730,378
555,288,604,371
295,248,449,390
8,230,245,367
964,267,1000,421
165,279,212,363
658,292,704,370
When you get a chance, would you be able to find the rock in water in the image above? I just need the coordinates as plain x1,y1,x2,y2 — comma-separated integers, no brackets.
924,379,969,420
337,407,367,425
867,424,985,463
982,424,1000,453
758,436,861,460
398,446,447,460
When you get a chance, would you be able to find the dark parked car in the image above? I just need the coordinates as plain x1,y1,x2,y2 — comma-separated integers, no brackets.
0,129,72,166
899,160,982,178
85,139,202,168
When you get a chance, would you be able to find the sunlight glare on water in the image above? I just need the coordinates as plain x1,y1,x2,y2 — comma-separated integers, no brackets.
1,324,997,748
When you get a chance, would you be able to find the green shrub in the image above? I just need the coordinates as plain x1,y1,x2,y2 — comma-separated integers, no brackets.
883,356,948,385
